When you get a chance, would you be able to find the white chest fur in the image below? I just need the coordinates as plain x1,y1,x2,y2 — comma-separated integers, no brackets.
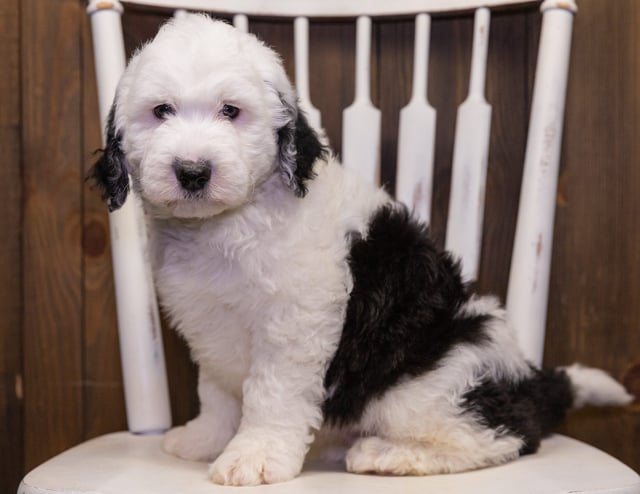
148,161,388,397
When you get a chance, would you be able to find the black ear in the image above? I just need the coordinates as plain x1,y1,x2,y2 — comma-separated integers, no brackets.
277,103,327,197
88,103,130,212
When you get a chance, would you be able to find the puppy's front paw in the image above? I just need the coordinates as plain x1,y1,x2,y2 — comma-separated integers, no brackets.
163,416,234,462
208,434,303,486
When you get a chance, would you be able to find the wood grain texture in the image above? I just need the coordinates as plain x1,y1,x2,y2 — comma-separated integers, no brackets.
377,18,414,193
309,20,356,157
476,8,533,297
0,0,23,491
21,0,85,471
544,0,640,470
428,14,472,247
250,19,295,79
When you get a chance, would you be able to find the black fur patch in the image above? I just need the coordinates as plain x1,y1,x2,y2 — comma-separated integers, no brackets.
322,204,490,425
293,111,326,193
277,104,327,197
87,104,130,212
461,367,574,454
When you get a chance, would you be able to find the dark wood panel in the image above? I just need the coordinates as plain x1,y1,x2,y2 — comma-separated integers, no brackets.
477,9,533,297
122,9,168,57
309,20,356,157
250,19,295,79
545,0,640,470
561,406,640,472
429,14,472,246
0,128,24,493
0,0,23,491
377,19,413,193
21,0,85,470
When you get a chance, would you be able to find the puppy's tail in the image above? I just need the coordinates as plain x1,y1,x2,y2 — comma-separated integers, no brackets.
534,364,632,438
562,363,634,409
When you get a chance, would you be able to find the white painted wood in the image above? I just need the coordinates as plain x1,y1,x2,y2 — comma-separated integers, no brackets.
342,16,381,184
294,17,322,131
173,8,188,19
506,1,576,366
20,432,640,494
396,14,436,223
541,0,577,12
87,1,124,121
233,13,248,32
120,0,539,17
88,0,172,434
445,7,492,282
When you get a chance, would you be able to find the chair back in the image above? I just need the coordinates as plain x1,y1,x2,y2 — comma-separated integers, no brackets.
87,0,577,434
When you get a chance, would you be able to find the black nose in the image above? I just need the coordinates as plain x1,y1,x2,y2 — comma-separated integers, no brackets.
173,159,212,192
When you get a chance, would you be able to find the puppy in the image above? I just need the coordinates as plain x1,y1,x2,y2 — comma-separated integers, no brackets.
90,14,633,486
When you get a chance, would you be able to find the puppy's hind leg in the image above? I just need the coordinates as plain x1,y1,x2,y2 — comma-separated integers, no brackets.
163,372,240,462
346,432,522,476
346,363,526,476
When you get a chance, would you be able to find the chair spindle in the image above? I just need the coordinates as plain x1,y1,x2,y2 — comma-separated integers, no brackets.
342,15,381,185
87,0,172,434
445,7,492,282
294,17,322,130
506,0,578,366
233,13,248,32
396,13,436,223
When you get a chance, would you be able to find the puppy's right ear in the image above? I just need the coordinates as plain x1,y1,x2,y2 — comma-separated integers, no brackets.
88,103,130,212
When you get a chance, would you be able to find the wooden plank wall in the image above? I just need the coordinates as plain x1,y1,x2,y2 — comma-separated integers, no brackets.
2,1,639,491
21,0,85,474
0,0,24,492
546,0,640,465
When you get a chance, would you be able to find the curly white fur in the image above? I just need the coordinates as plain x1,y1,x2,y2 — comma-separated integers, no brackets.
103,14,632,486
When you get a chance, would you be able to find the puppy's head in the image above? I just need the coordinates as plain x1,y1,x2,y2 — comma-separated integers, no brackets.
90,14,325,218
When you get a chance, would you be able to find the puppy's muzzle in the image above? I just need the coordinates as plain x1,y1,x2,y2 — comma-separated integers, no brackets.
173,158,212,193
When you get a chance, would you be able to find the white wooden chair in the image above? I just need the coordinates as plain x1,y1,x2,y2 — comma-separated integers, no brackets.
19,1,640,493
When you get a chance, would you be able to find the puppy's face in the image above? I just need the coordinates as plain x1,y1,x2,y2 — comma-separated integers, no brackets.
91,15,324,218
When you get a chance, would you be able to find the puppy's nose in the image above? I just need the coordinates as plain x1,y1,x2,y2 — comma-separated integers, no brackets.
173,159,212,192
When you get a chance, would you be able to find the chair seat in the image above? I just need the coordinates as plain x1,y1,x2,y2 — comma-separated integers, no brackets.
19,432,639,494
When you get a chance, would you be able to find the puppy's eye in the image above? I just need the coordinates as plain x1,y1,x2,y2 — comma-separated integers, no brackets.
153,104,175,119
221,104,240,120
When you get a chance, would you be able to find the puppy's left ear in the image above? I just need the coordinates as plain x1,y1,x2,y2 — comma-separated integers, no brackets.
277,100,327,198
87,103,130,212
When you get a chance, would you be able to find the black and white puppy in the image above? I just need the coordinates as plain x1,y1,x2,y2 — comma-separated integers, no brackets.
90,14,632,486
